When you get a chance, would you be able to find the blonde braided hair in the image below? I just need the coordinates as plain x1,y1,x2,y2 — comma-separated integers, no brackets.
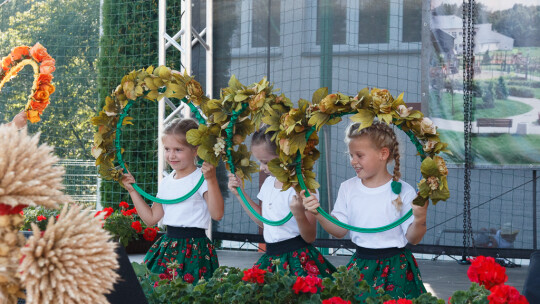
345,121,403,211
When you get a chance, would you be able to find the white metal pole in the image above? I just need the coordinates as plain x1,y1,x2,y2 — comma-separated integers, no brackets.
206,0,213,99
181,0,192,118
158,0,166,183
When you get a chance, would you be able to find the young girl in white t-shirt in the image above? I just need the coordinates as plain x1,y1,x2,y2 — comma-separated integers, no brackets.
122,118,224,283
228,126,336,277
303,121,428,300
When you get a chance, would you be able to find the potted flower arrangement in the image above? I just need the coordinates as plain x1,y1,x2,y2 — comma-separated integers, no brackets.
21,206,61,232
132,256,528,304
21,202,162,253
97,201,162,252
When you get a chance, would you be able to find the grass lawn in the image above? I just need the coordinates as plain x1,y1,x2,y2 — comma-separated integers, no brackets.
439,129,540,165
429,93,532,121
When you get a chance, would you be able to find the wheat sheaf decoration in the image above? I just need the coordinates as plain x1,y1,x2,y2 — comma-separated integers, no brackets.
0,43,56,123
0,124,71,303
19,204,119,304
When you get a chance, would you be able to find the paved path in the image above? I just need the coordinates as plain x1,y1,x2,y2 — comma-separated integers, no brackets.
129,250,529,301
431,91,540,134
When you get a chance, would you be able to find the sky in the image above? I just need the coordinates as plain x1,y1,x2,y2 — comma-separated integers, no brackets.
431,0,539,11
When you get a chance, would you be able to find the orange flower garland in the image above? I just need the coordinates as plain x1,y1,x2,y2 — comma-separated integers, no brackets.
0,43,56,123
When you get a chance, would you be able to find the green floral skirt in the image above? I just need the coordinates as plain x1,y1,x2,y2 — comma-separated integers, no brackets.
346,247,426,302
254,238,336,278
143,233,219,284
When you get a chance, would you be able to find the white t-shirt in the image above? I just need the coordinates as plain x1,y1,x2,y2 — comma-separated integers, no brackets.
257,176,318,243
331,177,416,249
156,168,209,229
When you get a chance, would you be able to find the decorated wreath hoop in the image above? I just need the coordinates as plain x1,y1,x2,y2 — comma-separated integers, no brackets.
187,76,296,225
268,87,451,232
91,66,208,204
0,43,56,123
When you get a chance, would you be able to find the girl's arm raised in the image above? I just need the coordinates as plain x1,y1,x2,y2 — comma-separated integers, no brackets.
290,194,316,243
121,170,164,227
405,198,429,245
228,173,263,228
202,162,224,221
301,190,348,239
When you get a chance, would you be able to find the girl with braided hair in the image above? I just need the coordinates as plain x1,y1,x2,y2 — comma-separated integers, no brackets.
228,125,336,277
302,121,428,301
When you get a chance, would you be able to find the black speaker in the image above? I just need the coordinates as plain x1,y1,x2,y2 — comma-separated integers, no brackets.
106,245,148,304
523,250,540,304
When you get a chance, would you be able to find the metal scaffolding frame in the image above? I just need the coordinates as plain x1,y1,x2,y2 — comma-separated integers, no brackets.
157,0,214,236
157,0,213,183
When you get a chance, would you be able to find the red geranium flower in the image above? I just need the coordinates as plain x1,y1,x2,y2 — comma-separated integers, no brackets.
242,267,266,284
322,297,351,304
487,284,529,304
131,221,142,233
101,207,114,219
37,215,47,221
292,275,322,294
143,227,158,241
383,299,413,304
119,201,129,209
467,256,508,290
183,273,195,283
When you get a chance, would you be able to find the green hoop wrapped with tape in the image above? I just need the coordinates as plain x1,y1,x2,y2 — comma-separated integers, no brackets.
91,66,208,204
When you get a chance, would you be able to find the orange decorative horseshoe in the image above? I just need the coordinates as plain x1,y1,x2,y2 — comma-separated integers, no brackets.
0,43,56,123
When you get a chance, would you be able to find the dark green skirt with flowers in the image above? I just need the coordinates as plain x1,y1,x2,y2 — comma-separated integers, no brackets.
143,233,219,284
346,247,426,301
254,240,336,278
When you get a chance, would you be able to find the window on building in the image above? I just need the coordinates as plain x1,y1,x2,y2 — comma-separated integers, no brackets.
316,0,347,45
358,0,389,44
402,0,421,42
251,0,281,48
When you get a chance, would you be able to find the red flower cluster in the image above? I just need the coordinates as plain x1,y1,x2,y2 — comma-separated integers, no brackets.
242,267,267,284
36,215,47,222
322,296,352,304
466,256,528,304
467,256,508,290
383,300,413,304
292,275,323,294
131,221,142,233
119,201,129,209
95,207,114,219
121,208,137,216
487,284,528,304
143,227,159,241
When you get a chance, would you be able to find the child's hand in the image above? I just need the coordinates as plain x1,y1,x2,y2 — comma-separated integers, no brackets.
120,169,136,193
227,173,242,195
412,196,429,220
11,112,27,129
289,194,305,216
300,190,320,215
201,162,217,181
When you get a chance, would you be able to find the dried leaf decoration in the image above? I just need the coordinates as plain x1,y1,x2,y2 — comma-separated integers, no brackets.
187,75,293,181
271,87,451,205
91,66,206,182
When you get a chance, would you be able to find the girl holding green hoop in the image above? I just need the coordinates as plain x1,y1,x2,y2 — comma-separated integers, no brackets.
121,118,224,283
302,121,428,301
228,126,336,278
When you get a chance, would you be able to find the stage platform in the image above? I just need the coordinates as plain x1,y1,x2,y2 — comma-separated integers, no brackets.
129,250,528,301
